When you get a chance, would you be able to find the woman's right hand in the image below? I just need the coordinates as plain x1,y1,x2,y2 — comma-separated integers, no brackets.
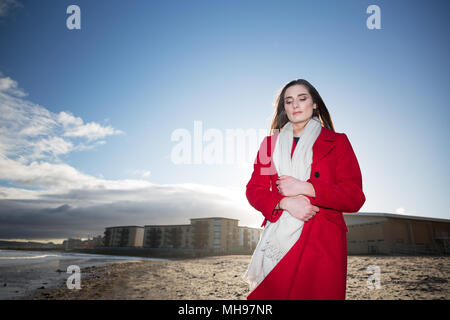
280,195,320,222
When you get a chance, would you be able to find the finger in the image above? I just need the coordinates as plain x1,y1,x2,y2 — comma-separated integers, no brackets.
312,206,320,212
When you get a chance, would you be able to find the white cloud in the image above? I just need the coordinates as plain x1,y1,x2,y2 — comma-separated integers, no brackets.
63,120,124,141
0,73,124,162
142,170,151,177
58,111,124,141
57,111,83,127
129,169,151,178
0,74,26,96
395,207,418,216
0,153,153,192
31,136,74,159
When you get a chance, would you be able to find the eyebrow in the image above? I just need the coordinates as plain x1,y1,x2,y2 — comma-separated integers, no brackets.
284,93,308,100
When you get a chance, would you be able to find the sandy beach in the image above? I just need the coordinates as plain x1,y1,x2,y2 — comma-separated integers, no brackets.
21,255,450,300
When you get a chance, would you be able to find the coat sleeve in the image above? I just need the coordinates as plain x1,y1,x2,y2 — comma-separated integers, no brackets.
246,136,285,223
305,133,366,213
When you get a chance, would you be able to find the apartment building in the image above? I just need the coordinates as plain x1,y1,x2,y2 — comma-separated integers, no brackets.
103,226,144,247
237,226,262,251
142,217,261,253
143,224,192,249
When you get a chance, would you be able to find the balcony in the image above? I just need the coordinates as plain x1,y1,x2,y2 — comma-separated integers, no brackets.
434,232,449,240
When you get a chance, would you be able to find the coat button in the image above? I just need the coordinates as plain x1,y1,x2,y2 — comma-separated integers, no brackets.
314,171,320,178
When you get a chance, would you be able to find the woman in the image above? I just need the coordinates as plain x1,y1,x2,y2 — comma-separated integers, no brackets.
242,79,366,300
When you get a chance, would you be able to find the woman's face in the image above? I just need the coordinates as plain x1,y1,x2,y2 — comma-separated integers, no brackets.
284,84,317,124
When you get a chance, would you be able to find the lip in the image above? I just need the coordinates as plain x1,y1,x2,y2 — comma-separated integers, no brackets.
293,111,302,115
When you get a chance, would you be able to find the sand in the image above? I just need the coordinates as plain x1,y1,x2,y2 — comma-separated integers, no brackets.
21,255,449,300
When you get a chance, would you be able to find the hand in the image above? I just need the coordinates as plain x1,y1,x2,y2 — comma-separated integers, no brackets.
280,195,320,222
276,175,307,197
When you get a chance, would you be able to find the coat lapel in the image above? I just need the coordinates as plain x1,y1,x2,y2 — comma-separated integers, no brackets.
312,127,337,164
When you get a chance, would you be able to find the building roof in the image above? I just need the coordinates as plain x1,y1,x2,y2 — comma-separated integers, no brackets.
105,225,144,229
190,217,239,222
344,212,450,224
144,224,191,228
238,225,262,230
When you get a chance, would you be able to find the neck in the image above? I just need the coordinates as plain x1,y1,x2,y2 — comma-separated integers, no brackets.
292,118,310,136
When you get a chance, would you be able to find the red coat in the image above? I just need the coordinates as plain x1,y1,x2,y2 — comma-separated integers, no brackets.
245,126,366,300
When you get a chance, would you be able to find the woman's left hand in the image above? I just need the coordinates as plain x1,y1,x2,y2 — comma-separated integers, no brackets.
276,175,308,197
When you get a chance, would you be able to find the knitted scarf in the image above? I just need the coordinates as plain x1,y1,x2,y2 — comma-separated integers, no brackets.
243,116,322,292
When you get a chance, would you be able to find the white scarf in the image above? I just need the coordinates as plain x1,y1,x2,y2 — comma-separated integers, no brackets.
243,116,322,292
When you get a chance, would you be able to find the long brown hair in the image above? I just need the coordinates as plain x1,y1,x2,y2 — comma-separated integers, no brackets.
270,79,335,135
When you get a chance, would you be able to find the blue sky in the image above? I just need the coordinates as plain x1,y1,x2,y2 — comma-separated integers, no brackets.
0,0,449,242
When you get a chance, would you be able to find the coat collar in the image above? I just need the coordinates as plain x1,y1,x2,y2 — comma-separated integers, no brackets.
270,126,337,164
313,127,337,163
317,126,336,142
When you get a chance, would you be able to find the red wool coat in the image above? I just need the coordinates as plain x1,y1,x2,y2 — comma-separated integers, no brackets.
245,126,366,300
